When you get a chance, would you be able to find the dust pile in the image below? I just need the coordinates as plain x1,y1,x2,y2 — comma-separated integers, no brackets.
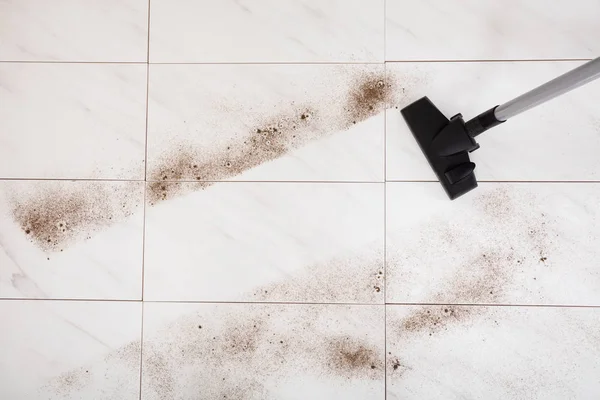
9,65,404,250
41,247,386,399
147,67,398,205
400,305,473,336
11,67,401,252
43,341,141,400
326,336,383,379
386,186,559,377
10,181,141,252
43,303,383,399
47,367,93,397
249,247,384,303
343,70,392,126
146,106,316,205
140,304,383,400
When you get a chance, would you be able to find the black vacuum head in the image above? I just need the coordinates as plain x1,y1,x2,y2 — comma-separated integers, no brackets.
401,97,481,200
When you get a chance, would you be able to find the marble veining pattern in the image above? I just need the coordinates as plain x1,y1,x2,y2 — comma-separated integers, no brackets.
150,0,385,63
0,63,147,180
0,0,148,62
386,0,600,61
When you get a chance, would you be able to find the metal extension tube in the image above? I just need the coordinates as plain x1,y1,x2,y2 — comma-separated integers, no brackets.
495,57,600,121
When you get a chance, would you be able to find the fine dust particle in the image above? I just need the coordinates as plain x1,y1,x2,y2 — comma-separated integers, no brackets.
42,341,142,399
388,357,411,377
147,180,195,206
140,308,279,399
147,107,316,206
11,182,139,252
219,318,265,358
50,304,383,398
214,380,267,400
393,250,517,338
143,345,175,400
475,186,516,221
342,70,395,128
136,304,383,398
326,336,383,380
386,187,559,343
46,367,92,396
401,306,473,336
249,249,384,303
473,187,556,264
451,250,514,303
146,67,401,207
105,340,141,367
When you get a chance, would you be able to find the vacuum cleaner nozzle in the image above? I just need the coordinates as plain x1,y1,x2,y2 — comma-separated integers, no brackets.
401,97,482,200
400,58,600,200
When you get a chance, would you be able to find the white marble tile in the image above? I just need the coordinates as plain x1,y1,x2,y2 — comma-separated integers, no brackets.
385,0,600,61
142,302,384,399
0,300,142,400
0,180,145,300
150,0,384,63
0,63,147,180
386,305,600,399
386,182,600,306
386,61,600,181
0,0,148,62
147,64,386,183
144,182,383,302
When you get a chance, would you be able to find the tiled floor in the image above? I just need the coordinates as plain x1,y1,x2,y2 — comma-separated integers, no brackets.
1,1,600,399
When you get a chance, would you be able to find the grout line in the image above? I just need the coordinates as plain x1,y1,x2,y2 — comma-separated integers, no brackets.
0,298,142,302
146,0,151,65
141,184,147,301
0,177,600,184
149,61,386,65
3,178,600,184
0,177,147,182
384,58,594,64
144,65,150,180
0,298,370,306
0,178,385,184
2,297,599,308
0,60,146,64
384,302,600,309
147,179,385,184
141,0,149,385
383,91,388,400
138,301,145,400
140,300,385,306
143,179,600,184
144,66,150,183
144,0,151,183
140,0,150,312
383,0,387,67
0,61,383,65
478,180,600,184
385,180,600,184
140,0,149,303
383,2,388,390
0,178,382,184
139,0,150,310
0,59,592,65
